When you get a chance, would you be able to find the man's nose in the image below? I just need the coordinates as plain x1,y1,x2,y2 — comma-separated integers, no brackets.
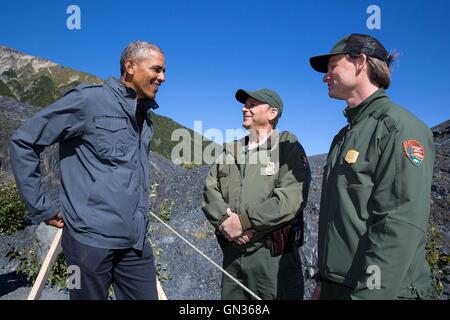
323,73,331,83
158,71,165,83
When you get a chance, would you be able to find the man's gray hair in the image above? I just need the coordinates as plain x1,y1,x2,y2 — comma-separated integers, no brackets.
120,41,163,75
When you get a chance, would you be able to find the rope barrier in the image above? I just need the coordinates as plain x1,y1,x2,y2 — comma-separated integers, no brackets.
149,212,262,300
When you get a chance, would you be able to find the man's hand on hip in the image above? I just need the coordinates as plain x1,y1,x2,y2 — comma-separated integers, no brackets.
45,212,64,228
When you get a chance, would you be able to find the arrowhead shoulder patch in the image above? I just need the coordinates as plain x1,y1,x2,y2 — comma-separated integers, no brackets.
403,140,424,166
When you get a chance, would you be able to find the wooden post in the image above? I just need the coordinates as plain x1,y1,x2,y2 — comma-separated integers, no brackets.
27,228,168,300
156,279,167,300
27,228,63,300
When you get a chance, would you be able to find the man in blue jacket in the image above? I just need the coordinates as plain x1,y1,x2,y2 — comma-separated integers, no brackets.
10,41,166,299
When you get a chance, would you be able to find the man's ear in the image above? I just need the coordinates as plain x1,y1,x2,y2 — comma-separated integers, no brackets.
268,107,279,121
124,60,136,76
355,54,368,74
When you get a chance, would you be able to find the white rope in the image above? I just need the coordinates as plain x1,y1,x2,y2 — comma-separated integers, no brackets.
149,212,262,300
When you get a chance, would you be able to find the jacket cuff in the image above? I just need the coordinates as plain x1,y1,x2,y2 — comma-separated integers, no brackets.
238,213,252,231
30,207,59,225
218,214,228,226
202,201,229,229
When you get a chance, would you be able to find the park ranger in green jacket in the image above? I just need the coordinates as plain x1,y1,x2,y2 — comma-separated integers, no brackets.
309,34,435,299
202,88,311,300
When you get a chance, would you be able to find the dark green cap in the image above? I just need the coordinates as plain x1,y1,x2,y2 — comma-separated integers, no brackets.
310,33,390,73
235,88,283,117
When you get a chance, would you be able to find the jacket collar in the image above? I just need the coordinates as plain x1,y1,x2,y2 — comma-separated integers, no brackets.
105,77,159,110
224,130,280,159
343,88,387,126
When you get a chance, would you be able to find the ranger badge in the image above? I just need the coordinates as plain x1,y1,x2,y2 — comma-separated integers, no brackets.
265,161,276,176
345,149,359,164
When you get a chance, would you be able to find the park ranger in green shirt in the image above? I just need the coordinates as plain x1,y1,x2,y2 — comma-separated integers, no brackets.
202,88,311,299
309,33,435,299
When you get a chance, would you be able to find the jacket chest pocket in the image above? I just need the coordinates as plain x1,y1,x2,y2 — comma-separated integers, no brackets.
94,116,130,160
341,158,374,187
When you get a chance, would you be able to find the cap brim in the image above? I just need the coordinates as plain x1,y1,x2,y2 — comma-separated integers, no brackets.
309,52,344,73
235,89,250,104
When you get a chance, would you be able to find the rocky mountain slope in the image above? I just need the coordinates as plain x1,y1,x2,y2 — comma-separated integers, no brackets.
0,46,100,107
0,95,40,171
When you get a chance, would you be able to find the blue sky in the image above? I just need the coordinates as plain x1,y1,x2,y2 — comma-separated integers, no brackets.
1,0,449,155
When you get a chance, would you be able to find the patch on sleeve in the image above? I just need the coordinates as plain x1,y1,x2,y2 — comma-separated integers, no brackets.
403,140,424,166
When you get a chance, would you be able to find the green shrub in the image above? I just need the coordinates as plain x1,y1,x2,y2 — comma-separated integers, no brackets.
0,80,14,97
0,176,27,235
48,253,68,288
426,222,449,297
8,247,39,281
8,246,68,289
155,262,172,282
2,69,18,79
158,199,174,223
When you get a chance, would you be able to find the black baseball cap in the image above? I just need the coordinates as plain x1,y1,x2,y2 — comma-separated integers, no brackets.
235,88,283,117
310,33,390,73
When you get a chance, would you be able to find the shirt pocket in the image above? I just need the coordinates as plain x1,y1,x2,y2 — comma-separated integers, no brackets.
261,171,278,198
342,159,374,186
94,116,130,160
397,285,431,300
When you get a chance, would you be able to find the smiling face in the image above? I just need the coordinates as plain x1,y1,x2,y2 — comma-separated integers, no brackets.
241,97,278,130
124,50,166,100
323,54,358,101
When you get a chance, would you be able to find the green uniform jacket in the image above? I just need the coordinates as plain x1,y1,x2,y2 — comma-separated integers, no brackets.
202,131,311,247
318,89,435,299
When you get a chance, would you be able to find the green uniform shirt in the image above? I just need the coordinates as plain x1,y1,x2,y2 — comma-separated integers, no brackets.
318,89,435,299
202,131,311,247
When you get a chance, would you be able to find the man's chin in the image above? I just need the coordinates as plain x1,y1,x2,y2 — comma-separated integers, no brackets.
328,90,340,99
143,93,156,100
329,92,346,101
136,89,156,100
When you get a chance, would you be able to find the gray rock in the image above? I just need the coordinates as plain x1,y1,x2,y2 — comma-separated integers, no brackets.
34,223,58,265
0,285,68,300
